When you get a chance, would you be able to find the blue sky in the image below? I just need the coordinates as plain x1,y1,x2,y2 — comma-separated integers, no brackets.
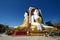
0,0,60,27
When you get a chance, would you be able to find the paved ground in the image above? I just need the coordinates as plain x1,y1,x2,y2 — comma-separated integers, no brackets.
0,34,60,40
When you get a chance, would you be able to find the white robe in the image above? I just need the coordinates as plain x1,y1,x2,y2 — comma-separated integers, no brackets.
31,15,42,31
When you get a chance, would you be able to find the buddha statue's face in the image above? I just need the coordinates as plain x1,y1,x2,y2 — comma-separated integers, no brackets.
33,9,39,15
24,12,28,17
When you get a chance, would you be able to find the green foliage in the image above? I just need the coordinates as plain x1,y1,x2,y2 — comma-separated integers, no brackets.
45,21,53,26
0,24,9,33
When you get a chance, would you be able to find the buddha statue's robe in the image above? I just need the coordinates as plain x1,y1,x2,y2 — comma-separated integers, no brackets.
30,15,43,32
20,16,29,27
14,16,29,30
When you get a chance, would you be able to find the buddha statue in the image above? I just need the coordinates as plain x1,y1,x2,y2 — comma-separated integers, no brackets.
28,7,43,32
28,7,58,32
14,12,29,30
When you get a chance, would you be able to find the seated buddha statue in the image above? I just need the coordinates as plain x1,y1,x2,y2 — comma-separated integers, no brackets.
29,7,43,32
29,7,58,32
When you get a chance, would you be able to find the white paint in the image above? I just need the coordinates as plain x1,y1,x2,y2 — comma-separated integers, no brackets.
31,9,42,31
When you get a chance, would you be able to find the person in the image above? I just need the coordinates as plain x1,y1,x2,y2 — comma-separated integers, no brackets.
30,8,43,31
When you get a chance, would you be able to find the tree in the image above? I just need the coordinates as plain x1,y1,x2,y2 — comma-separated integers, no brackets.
0,24,9,33
0,24,5,33
45,21,54,26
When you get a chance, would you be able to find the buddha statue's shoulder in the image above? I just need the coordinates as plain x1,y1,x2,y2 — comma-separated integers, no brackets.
24,16,29,19
26,16,29,18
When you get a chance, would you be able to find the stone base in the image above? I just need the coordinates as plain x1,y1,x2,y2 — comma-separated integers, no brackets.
12,30,27,36
30,32,45,36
